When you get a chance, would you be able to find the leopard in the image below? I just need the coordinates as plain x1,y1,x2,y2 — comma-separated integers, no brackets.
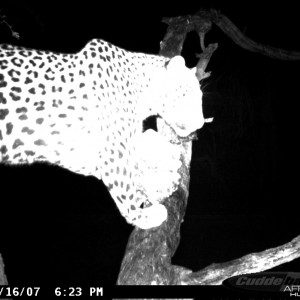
0,39,205,229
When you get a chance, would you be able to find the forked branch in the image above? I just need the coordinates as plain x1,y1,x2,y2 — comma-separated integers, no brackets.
118,9,300,287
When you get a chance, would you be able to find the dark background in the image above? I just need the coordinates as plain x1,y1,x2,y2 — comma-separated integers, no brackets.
0,0,299,287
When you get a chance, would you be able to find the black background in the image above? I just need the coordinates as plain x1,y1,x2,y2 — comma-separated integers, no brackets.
0,0,299,289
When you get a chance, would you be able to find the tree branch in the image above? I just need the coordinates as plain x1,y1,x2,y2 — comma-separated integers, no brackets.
117,9,300,288
180,235,300,285
0,253,8,285
163,9,300,61
210,9,300,60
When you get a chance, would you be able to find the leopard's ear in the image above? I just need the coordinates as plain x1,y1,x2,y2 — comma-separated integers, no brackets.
165,56,186,72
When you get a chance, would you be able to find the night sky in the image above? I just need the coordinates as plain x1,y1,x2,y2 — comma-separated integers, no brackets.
1,0,299,291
